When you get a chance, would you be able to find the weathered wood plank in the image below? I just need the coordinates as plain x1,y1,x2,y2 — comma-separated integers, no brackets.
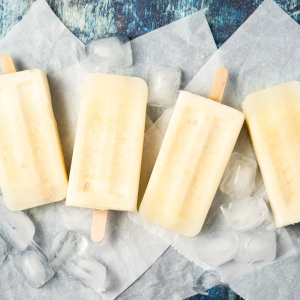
0,0,300,48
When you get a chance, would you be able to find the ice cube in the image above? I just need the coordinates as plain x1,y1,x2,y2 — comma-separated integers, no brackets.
50,230,106,294
193,228,239,266
13,246,56,288
220,152,257,200
64,254,106,293
220,196,268,232
0,234,9,268
0,211,35,251
50,230,88,268
148,66,181,108
85,35,132,73
193,270,228,295
235,229,276,263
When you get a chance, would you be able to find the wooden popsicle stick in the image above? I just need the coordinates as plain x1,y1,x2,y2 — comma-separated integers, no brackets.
208,67,228,103
91,209,108,243
0,54,17,74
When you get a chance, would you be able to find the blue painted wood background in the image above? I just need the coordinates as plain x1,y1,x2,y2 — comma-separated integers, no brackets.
1,0,300,48
0,0,297,299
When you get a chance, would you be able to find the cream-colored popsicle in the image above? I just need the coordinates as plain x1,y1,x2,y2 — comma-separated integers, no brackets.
66,74,148,212
0,66,68,210
139,80,244,237
243,81,300,227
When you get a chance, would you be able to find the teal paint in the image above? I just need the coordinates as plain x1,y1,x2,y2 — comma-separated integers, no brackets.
1,0,300,47
0,1,299,299
1,0,300,48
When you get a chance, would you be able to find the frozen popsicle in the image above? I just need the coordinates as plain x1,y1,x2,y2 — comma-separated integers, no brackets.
243,81,300,227
139,68,245,237
0,55,68,211
66,73,148,241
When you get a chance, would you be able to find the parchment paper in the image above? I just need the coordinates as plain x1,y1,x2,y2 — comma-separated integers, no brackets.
130,1,300,299
0,1,217,299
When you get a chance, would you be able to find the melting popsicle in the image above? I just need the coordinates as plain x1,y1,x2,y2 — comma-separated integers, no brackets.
243,81,300,227
66,74,148,242
139,68,245,237
0,55,68,211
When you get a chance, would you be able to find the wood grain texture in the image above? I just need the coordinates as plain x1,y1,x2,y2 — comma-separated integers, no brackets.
208,67,228,103
0,54,17,74
91,209,108,243
1,0,300,48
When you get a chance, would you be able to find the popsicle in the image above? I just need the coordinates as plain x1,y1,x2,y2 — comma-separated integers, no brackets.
243,81,300,227
66,73,148,242
0,55,68,211
139,68,245,237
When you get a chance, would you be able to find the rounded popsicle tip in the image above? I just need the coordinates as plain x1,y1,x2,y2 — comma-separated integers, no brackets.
131,76,148,88
3,198,23,211
91,210,108,243
0,54,13,62
83,73,148,97
0,54,16,75
216,67,228,75
208,67,228,103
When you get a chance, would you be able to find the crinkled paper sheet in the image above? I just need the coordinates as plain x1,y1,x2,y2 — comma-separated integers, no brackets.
0,1,217,299
130,1,300,299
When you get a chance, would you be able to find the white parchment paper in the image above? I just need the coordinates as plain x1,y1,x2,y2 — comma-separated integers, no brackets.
0,1,217,299
130,1,300,299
